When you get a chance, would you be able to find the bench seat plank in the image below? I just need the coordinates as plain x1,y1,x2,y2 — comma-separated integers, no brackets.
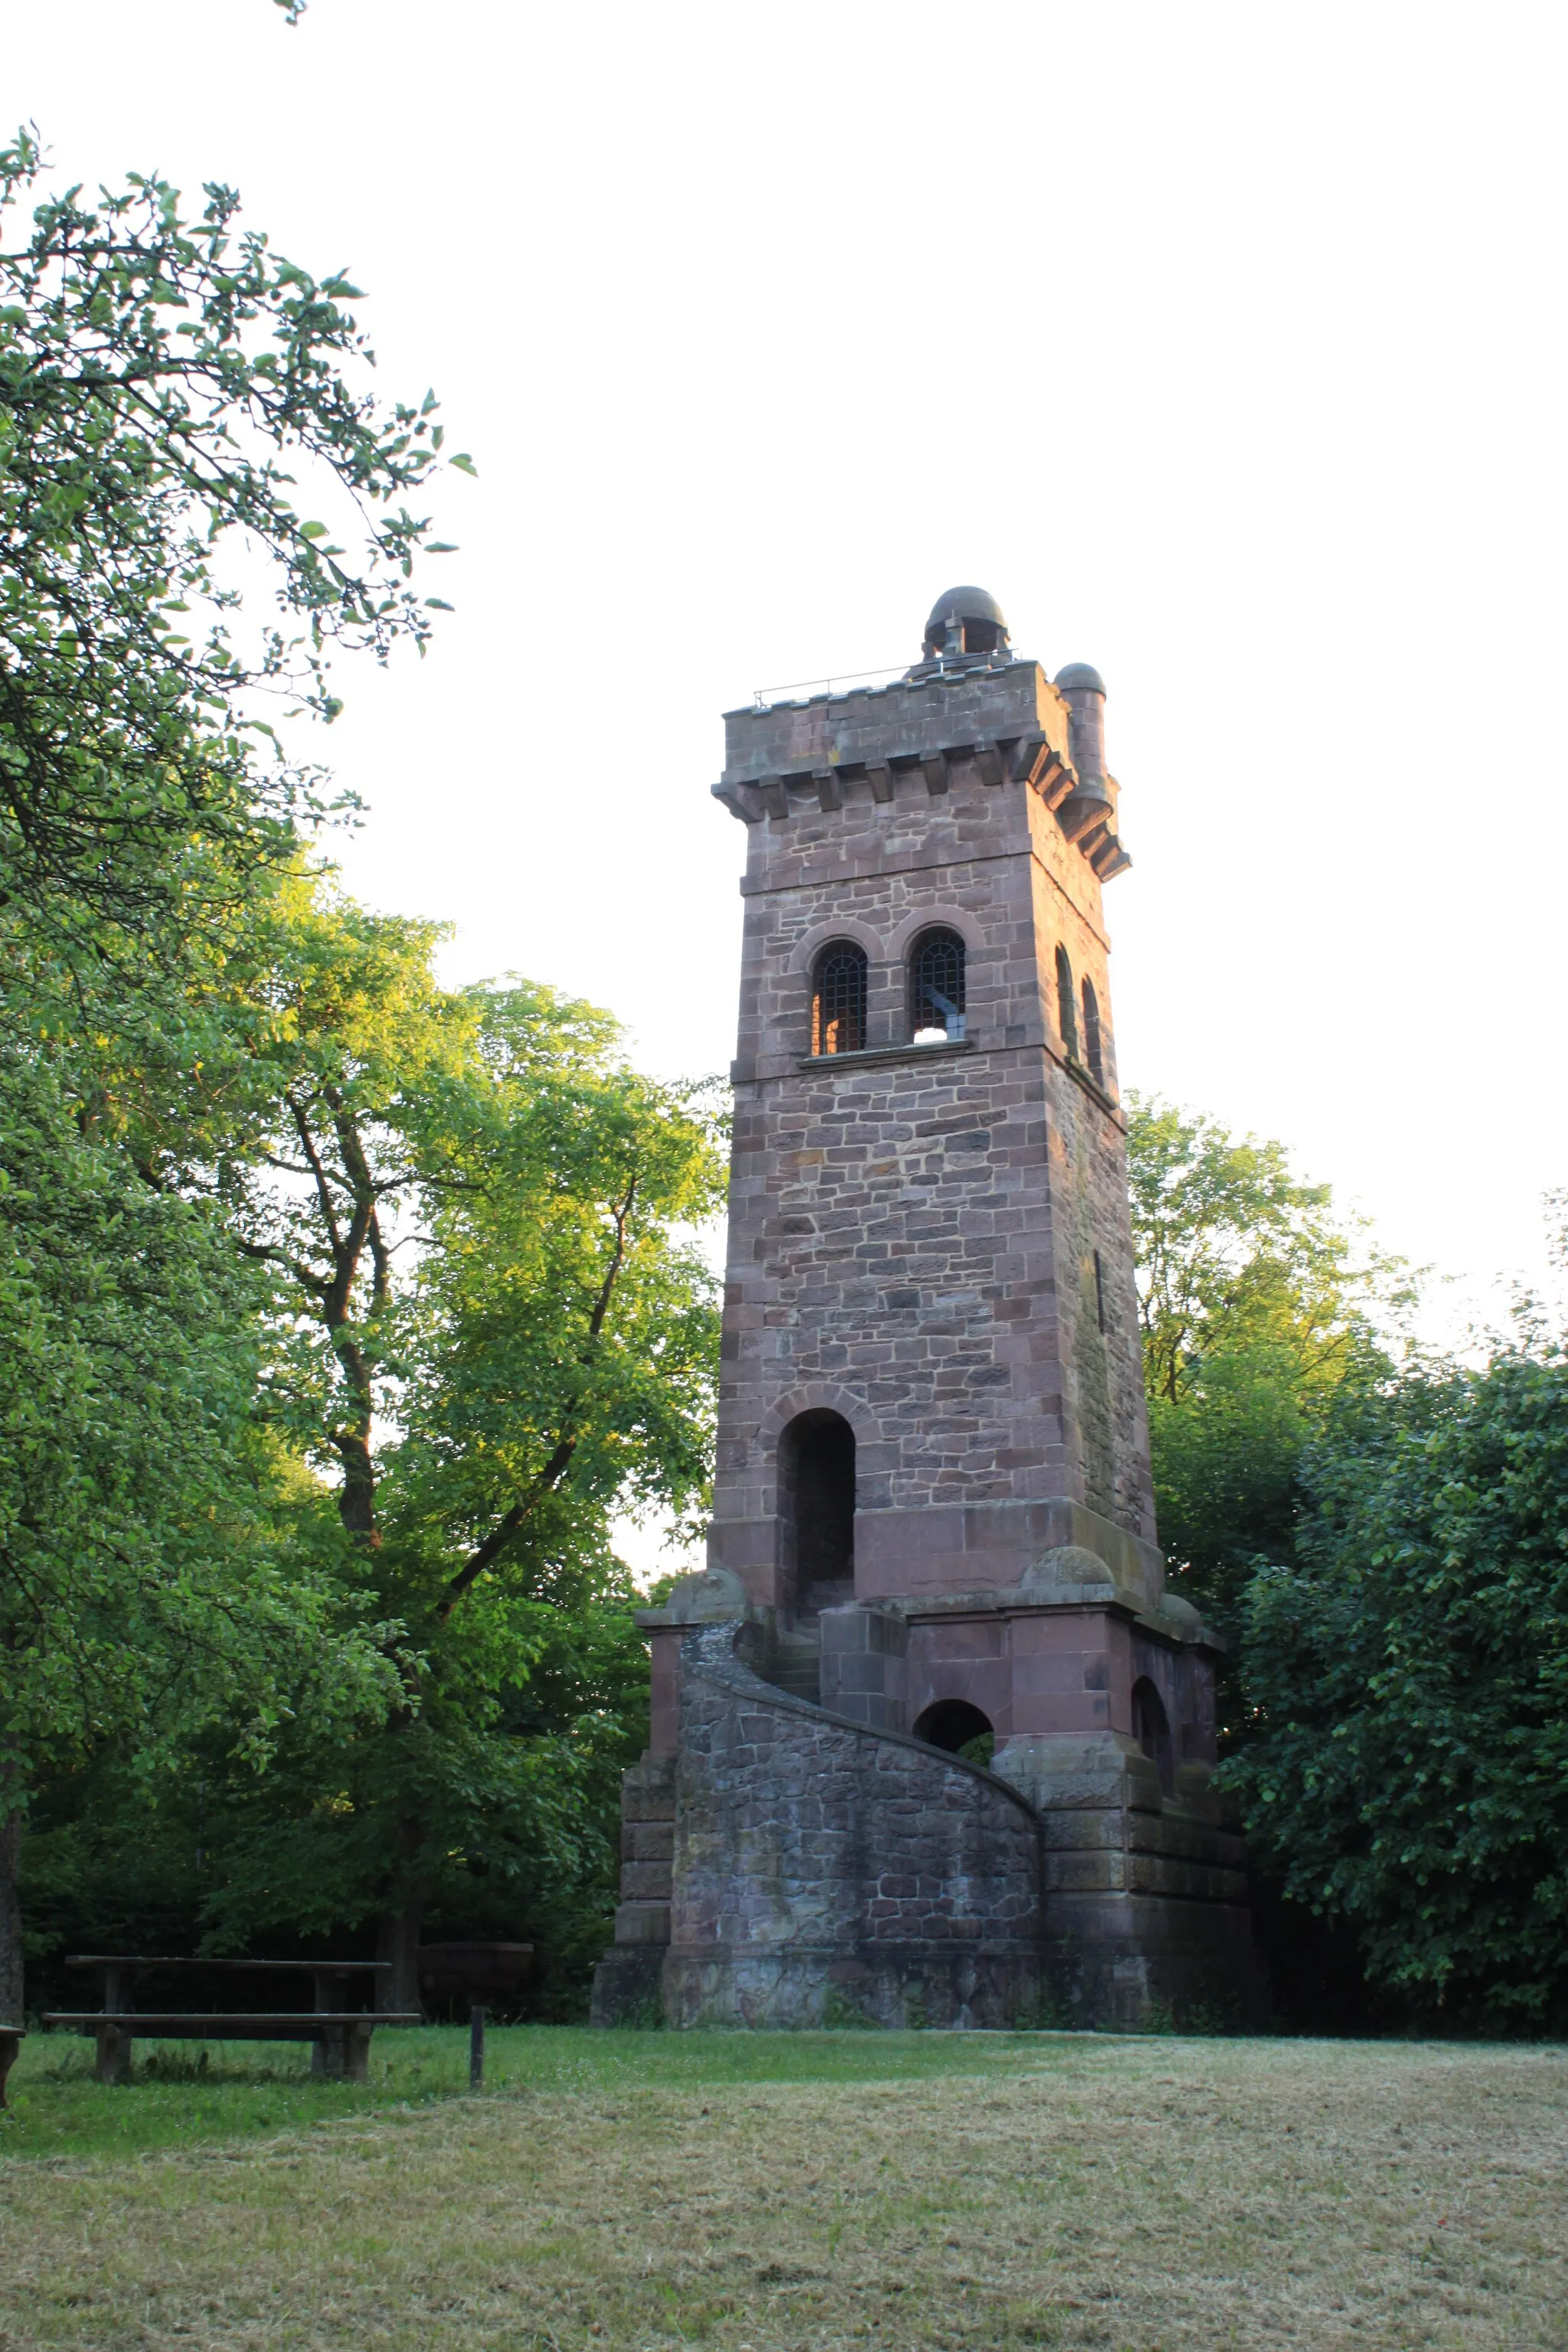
43,2012,423,2031
64,1956,391,1972
42,2011,423,2084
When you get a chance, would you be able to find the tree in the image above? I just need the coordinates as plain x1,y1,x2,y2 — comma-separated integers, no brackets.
1125,1094,1406,1633
0,1046,398,2027
0,130,462,2023
0,129,466,987
1224,1347,1568,2027
203,872,473,1540
175,885,724,2004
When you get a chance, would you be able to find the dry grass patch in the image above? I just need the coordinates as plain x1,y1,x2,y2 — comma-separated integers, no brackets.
2,2034,1565,2351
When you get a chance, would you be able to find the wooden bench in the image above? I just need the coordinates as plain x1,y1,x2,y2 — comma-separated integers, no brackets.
42,1956,421,2083
0,2025,22,2109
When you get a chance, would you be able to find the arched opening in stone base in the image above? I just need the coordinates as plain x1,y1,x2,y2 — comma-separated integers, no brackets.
913,1698,995,1769
1132,1677,1175,1798
778,1409,856,1619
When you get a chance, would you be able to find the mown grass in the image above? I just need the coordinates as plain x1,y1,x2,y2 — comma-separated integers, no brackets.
3,2023,1065,2164
0,2025,1043,2162
2,2028,1566,2350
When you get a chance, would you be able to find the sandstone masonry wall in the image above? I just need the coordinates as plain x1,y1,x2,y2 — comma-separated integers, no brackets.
662,1623,1044,2028
710,658,1156,1604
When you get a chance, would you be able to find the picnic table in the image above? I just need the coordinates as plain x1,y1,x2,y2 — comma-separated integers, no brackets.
42,1957,422,2084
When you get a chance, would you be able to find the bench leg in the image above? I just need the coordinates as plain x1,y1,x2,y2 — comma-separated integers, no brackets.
315,2022,348,2079
0,2031,20,2109
347,2023,373,2085
94,2024,132,2086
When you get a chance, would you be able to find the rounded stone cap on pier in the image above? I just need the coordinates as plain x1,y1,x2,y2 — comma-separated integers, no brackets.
644,1564,752,1625
923,586,1010,658
1021,1544,1116,1595
1054,662,1106,697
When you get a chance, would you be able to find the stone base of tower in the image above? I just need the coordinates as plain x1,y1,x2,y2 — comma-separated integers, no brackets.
662,1942,1043,2032
1040,1894,1268,2030
996,1732,1270,2028
589,1749,675,2030
592,1614,1267,2034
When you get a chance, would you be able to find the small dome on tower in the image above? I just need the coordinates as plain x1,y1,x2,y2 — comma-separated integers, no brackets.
923,586,1010,661
1054,662,1106,696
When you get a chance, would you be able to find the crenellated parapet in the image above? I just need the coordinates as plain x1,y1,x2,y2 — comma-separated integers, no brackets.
712,654,1132,882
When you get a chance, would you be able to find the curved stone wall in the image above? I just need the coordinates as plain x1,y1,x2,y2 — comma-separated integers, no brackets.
662,1624,1044,2029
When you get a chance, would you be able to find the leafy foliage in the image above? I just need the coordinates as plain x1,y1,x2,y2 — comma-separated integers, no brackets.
0,132,472,2025
1126,1093,1406,1632
0,129,466,974
126,883,727,1999
0,1045,400,2021
9,892,725,2016
1226,1351,1568,2025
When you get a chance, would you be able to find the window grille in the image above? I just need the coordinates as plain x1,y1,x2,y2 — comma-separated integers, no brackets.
812,941,867,1056
908,927,966,1043
1082,978,1104,1085
1055,945,1078,1056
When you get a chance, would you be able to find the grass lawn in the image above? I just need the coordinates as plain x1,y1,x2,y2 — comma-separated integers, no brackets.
2,2027,1565,2350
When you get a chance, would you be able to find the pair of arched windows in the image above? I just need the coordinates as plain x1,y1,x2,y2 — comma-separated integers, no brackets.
1054,944,1105,1087
810,928,966,1057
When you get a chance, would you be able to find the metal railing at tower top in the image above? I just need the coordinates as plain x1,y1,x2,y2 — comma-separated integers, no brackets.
748,647,1031,709
749,661,909,708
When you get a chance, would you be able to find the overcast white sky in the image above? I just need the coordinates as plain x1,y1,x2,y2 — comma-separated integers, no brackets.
10,0,1566,1373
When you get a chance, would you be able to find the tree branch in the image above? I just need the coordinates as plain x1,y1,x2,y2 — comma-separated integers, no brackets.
439,1175,638,1616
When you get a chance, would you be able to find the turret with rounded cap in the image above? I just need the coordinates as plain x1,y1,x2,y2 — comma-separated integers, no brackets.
921,585,1011,662
1053,661,1114,841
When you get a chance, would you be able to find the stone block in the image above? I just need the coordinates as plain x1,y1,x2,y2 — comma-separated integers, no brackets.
619,1860,673,1900
612,1899,671,1946
621,1819,675,1864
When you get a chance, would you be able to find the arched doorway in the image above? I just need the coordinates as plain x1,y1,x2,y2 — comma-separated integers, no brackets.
913,1698,995,1769
1132,1677,1175,1798
779,1410,855,1618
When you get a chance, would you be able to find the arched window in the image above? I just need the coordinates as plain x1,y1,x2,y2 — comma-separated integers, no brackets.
913,1698,995,1768
1055,944,1078,1057
1081,978,1104,1085
1132,1677,1175,1798
779,1408,856,1617
812,941,867,1056
908,926,966,1043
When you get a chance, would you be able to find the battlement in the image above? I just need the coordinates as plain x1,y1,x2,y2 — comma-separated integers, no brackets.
714,649,1131,884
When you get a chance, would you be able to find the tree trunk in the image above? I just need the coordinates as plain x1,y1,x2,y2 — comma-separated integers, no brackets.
375,1821,427,2015
0,1782,24,2029
335,1425,378,1540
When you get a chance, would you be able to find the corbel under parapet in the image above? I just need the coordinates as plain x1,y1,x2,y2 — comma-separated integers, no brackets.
710,732,1132,882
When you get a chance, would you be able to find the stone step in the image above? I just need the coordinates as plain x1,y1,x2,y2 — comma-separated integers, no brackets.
756,1629,822,1706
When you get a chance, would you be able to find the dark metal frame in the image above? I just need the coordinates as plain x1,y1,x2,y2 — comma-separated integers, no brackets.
1055,943,1078,1056
812,941,868,1056
1081,976,1104,1083
908,927,966,1041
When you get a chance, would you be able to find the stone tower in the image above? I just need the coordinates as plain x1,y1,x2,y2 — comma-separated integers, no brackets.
593,589,1263,2031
